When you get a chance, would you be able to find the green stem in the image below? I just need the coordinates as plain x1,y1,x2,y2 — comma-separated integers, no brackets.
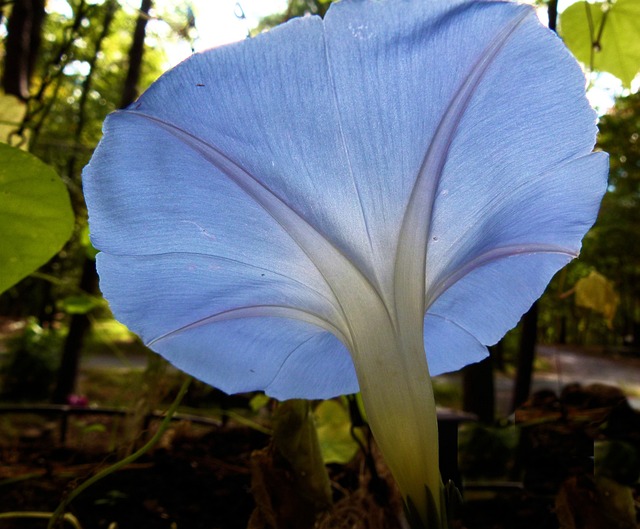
0,512,82,529
47,376,192,529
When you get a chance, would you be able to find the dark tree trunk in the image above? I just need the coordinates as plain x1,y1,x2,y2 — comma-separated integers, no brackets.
508,0,557,413
51,1,118,403
548,0,558,32
491,339,505,372
120,0,153,108
462,355,495,423
67,0,118,179
2,0,46,99
511,302,538,412
52,258,98,403
52,0,153,402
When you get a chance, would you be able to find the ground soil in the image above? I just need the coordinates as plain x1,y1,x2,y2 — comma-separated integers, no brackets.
1,424,267,529
3,389,639,529
3,336,640,528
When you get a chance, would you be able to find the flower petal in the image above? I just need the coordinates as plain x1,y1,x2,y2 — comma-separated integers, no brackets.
416,9,610,366
91,14,381,282
423,314,488,376
322,0,539,303
97,251,357,397
84,0,607,399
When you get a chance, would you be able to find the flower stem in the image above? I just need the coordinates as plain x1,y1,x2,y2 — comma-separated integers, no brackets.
47,376,192,529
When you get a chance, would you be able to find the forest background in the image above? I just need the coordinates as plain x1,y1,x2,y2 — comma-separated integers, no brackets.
0,0,639,419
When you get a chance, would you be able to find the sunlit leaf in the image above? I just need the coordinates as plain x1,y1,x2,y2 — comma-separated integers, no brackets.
249,393,271,412
574,270,619,328
58,294,104,315
0,143,74,294
560,0,640,87
314,399,360,464
0,91,27,146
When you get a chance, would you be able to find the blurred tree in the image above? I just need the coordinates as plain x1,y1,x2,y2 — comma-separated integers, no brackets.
1,0,181,401
585,92,640,346
52,0,119,404
253,0,334,33
2,0,46,100
121,0,152,108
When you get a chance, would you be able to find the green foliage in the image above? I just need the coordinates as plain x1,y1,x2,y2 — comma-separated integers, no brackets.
0,318,62,400
28,1,168,178
249,392,271,412
560,0,640,87
595,440,640,485
574,270,619,328
584,91,640,343
253,0,337,33
314,399,360,464
271,399,333,509
0,142,74,294
58,293,104,315
0,92,26,143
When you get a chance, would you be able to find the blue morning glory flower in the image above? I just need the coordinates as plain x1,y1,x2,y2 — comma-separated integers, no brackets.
84,0,607,525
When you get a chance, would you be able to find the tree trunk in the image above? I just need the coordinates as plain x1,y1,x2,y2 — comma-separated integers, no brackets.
511,302,538,412
462,355,495,423
547,0,558,32
52,257,98,403
507,0,558,413
52,0,153,402
51,1,118,403
120,0,153,108
2,0,46,100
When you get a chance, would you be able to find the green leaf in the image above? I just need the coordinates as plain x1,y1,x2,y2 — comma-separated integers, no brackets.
58,294,104,315
314,399,360,464
249,392,271,412
560,0,640,87
80,223,98,260
0,143,74,294
0,91,27,145
574,270,619,328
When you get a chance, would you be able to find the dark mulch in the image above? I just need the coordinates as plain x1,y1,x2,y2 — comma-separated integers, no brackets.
1,425,267,529
2,381,640,529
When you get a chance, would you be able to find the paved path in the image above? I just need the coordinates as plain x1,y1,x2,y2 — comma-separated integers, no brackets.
434,345,640,416
82,344,640,415
535,345,640,389
494,345,640,415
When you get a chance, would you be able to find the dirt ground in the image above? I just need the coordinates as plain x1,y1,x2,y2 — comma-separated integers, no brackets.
3,382,640,529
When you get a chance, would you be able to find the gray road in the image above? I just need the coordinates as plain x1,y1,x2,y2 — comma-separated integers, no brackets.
434,345,640,416
534,345,640,389
82,344,640,414
495,345,640,415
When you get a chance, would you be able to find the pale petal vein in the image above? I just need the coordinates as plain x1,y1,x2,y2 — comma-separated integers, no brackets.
118,110,390,341
104,250,343,319
426,243,576,308
394,7,531,322
148,304,349,349
320,26,378,286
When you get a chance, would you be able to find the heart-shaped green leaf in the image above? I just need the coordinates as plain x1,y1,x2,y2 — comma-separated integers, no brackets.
0,143,74,294
560,0,640,87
